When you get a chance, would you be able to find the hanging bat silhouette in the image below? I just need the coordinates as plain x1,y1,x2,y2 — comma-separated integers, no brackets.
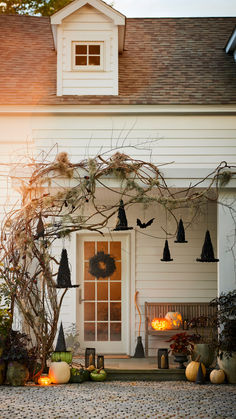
137,218,155,228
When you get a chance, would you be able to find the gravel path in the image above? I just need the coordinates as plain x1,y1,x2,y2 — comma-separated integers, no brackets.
0,381,235,419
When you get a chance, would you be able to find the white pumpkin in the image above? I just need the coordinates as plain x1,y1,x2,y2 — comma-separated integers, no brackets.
49,361,70,384
165,312,183,329
210,369,225,384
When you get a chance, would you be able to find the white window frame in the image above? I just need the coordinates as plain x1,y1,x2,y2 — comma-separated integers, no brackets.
72,41,104,71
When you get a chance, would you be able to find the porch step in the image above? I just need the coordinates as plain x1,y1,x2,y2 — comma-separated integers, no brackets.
106,368,186,381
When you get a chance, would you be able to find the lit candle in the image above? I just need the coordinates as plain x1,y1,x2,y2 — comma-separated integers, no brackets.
38,375,51,386
161,354,166,369
89,353,93,366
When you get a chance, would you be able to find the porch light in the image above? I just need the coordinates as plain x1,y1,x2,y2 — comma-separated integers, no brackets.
85,348,96,368
158,348,169,369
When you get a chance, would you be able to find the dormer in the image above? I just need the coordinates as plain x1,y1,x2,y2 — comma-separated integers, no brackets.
51,0,126,96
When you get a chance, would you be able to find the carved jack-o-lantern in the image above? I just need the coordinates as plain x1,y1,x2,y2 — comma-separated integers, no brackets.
165,312,183,329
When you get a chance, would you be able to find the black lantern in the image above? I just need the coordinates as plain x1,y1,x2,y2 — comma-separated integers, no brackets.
158,348,169,369
85,348,96,368
97,355,105,369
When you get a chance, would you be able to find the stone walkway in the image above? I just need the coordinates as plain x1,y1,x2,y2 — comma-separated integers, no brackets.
0,381,235,419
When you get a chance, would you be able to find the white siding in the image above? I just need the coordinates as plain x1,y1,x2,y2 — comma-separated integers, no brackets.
58,4,118,96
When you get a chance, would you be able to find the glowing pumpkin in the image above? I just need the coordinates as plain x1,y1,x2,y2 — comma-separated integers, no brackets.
151,318,172,331
38,375,51,385
210,369,225,384
185,360,206,382
165,312,183,329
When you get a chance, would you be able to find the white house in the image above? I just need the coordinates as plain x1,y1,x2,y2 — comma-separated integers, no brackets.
0,0,236,356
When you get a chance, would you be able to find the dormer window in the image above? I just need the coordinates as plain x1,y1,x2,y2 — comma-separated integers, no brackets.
73,41,103,70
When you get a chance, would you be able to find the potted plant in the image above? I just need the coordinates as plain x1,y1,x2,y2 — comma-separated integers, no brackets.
210,289,236,383
188,316,216,367
2,330,31,386
166,332,195,369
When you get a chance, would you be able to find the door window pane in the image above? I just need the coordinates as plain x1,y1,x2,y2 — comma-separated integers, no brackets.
97,302,108,321
110,282,121,301
97,323,108,341
84,302,95,321
84,323,95,341
84,241,95,260
97,282,108,300
84,282,95,300
84,262,94,280
110,302,121,321
110,261,121,281
110,323,121,341
89,56,100,66
97,241,108,253
76,45,87,54
110,241,121,260
89,45,100,55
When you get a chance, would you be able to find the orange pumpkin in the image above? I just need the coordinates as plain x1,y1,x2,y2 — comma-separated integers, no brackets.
185,360,206,382
210,369,225,384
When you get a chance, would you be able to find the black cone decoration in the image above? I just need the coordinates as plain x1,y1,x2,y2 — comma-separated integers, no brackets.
196,230,219,262
36,214,44,239
195,362,205,384
113,200,133,231
134,336,145,358
56,248,80,288
161,239,173,262
175,219,188,243
55,322,67,352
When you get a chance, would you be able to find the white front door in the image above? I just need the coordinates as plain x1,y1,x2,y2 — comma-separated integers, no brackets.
76,234,130,354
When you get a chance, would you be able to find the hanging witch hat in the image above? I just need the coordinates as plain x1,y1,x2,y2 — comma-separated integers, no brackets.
133,291,145,358
36,213,44,239
195,362,205,384
113,200,133,231
175,219,188,243
56,248,80,288
55,322,67,352
161,239,173,262
196,230,219,262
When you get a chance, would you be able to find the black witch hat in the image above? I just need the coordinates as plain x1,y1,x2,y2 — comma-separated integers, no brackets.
161,239,173,262
56,248,80,288
195,362,205,384
36,213,44,239
196,230,219,262
175,219,188,243
55,322,67,352
113,200,133,231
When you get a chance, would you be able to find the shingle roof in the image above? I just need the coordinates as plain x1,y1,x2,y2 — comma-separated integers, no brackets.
0,14,235,105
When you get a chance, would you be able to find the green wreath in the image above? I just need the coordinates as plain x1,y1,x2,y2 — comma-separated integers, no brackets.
89,251,116,279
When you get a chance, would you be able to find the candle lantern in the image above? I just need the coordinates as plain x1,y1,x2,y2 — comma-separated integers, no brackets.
38,374,51,386
97,355,105,369
85,348,96,368
158,348,169,369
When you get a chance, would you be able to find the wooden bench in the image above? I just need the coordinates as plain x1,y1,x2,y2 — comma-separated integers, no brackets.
145,302,216,357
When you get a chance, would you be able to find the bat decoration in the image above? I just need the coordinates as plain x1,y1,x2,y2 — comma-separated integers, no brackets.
137,218,155,229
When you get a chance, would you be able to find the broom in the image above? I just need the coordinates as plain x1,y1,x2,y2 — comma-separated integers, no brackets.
133,291,145,358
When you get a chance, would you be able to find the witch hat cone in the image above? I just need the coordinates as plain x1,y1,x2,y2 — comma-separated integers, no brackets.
55,322,67,352
195,362,205,384
36,214,44,239
113,200,133,231
134,336,145,358
196,230,219,262
56,249,80,288
175,219,188,243
161,239,173,262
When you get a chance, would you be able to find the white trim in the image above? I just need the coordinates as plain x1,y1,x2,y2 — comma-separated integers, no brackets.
51,0,125,26
1,105,236,115
57,26,63,96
